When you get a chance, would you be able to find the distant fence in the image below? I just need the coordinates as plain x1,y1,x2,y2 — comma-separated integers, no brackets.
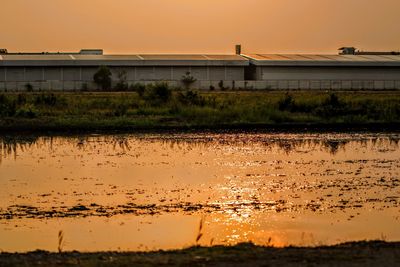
1,80,400,91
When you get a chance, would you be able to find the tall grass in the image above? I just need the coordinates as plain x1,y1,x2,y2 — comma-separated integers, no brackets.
0,88,399,130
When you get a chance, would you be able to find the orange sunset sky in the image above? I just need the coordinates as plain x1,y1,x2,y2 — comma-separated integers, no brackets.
1,0,400,54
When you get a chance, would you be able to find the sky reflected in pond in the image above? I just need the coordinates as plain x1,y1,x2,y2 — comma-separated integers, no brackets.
0,132,399,252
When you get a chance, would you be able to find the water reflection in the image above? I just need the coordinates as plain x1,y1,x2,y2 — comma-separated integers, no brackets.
0,132,399,252
1,133,399,163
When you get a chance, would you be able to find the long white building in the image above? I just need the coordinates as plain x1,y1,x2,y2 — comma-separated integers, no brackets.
0,50,248,91
243,53,400,90
0,47,400,90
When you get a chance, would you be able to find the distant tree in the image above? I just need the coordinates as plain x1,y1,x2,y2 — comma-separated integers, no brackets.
114,70,128,91
93,66,112,91
181,72,197,89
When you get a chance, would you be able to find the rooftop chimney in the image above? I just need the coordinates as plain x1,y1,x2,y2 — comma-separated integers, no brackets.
235,45,241,55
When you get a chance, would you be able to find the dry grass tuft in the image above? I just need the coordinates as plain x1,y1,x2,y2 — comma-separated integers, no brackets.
195,217,205,245
58,230,65,253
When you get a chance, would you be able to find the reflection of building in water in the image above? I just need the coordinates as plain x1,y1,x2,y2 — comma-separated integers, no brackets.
1,134,399,164
1,46,400,90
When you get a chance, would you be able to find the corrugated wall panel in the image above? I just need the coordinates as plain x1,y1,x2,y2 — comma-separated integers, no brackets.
0,68,5,82
261,66,400,80
25,67,43,81
81,67,97,81
125,67,136,81
172,67,190,80
110,67,135,81
154,67,172,80
226,67,243,80
44,67,62,81
191,67,208,80
6,67,25,81
136,67,155,80
209,67,225,80
63,67,80,81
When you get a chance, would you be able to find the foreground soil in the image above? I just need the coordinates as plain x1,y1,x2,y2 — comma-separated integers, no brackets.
1,241,399,267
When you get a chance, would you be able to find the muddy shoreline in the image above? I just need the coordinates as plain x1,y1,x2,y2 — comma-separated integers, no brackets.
1,241,399,267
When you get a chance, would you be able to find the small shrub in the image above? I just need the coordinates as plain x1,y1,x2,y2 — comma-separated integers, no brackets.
114,70,128,91
130,83,146,97
209,85,215,91
0,94,16,116
325,93,340,107
93,66,112,91
144,82,172,103
177,90,205,106
278,93,294,111
15,104,37,118
35,93,57,106
81,83,89,91
113,103,129,116
218,80,226,91
181,72,197,89
17,94,27,105
25,83,33,92
0,94,7,105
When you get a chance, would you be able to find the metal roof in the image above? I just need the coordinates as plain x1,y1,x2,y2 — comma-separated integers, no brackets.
243,54,400,67
0,54,249,67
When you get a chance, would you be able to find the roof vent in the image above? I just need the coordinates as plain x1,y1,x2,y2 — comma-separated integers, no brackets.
338,47,356,55
79,49,103,55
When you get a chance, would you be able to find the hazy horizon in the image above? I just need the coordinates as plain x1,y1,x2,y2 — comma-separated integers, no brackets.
2,0,400,54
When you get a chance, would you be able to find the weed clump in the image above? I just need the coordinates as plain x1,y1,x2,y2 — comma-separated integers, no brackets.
130,83,146,97
143,82,172,104
34,93,57,106
15,104,37,118
177,90,206,106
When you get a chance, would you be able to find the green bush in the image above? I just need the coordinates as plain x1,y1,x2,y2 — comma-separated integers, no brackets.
177,90,206,106
130,83,146,97
35,93,57,106
25,83,34,92
15,105,37,118
93,66,112,91
0,94,16,116
81,83,89,91
144,83,172,103
114,70,129,91
113,103,129,116
278,93,294,111
181,72,197,89
218,80,228,91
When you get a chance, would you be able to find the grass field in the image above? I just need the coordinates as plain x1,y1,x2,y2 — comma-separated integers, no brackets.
1,87,400,131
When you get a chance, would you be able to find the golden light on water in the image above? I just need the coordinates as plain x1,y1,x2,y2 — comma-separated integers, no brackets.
0,133,399,251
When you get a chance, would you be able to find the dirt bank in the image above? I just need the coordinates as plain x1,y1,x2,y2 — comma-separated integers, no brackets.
1,241,399,267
